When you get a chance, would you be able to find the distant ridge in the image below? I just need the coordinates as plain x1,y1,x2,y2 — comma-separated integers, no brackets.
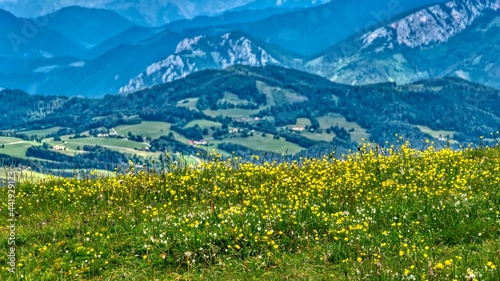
307,0,500,88
120,31,302,93
39,6,135,47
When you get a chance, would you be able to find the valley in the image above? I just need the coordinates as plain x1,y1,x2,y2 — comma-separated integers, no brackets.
1,65,499,177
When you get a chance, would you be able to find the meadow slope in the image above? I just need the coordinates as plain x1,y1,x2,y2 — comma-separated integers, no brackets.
1,140,500,280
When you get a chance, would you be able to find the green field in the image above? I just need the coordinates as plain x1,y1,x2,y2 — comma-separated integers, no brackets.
0,136,22,144
107,146,162,159
0,125,196,168
115,121,173,139
58,137,166,159
184,120,222,129
417,125,457,140
0,168,48,182
257,81,307,106
0,137,42,159
2,145,499,280
301,131,335,142
295,118,312,127
203,108,261,118
220,91,249,105
47,145,87,157
213,133,304,155
115,121,192,144
61,137,149,150
54,169,116,178
18,126,62,137
177,98,199,111
318,114,370,142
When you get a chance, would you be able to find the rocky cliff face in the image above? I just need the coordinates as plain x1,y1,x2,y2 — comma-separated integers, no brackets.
309,0,500,88
120,32,294,93
362,0,499,49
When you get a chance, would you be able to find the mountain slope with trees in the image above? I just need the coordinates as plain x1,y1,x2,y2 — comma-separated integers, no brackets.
2,66,498,145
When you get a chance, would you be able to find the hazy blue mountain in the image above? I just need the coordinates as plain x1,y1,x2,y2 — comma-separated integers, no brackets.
308,0,500,88
223,0,448,56
120,32,302,93
99,0,448,59
233,0,331,10
85,6,298,59
0,0,332,26
103,0,185,26
0,0,83,18
102,0,331,26
163,6,297,32
0,28,218,96
0,9,85,59
39,6,136,48
102,0,260,26
0,28,300,96
84,26,160,59
0,0,495,97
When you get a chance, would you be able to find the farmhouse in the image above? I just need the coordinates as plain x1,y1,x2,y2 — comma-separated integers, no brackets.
53,145,67,151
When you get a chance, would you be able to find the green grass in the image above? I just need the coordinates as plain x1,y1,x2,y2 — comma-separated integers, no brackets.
318,114,370,142
416,125,457,140
115,122,173,140
0,137,42,159
295,118,311,127
301,131,335,143
53,169,116,179
57,137,165,159
203,108,261,118
18,127,62,137
0,126,194,164
46,145,86,157
184,120,222,129
0,168,48,182
61,137,149,151
220,91,250,106
0,136,23,145
1,144,499,280
177,98,199,111
212,134,304,155
256,81,307,106
110,147,162,159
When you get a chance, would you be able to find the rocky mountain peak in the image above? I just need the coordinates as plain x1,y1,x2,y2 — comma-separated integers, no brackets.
361,0,499,49
175,35,206,53
120,32,282,93
308,0,499,89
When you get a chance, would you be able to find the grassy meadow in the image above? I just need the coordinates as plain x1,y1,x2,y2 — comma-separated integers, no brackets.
1,141,499,280
0,137,42,159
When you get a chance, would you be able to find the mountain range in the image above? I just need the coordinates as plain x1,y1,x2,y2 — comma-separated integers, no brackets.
0,9,85,59
0,0,497,97
0,0,329,26
120,32,303,93
39,6,135,48
221,0,449,56
308,0,500,88
120,0,499,93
